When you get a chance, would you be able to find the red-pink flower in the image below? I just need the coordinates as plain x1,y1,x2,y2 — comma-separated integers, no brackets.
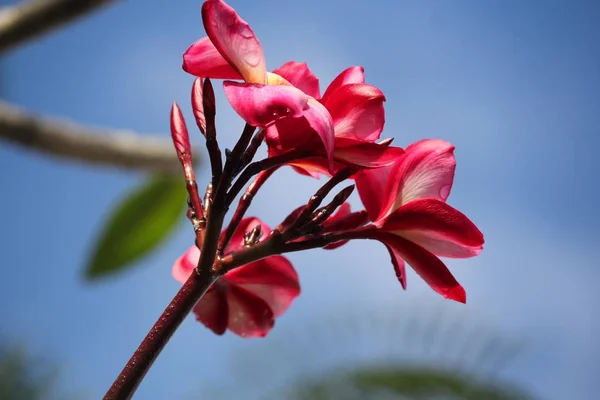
173,218,300,337
350,139,484,303
182,0,334,168
266,64,405,177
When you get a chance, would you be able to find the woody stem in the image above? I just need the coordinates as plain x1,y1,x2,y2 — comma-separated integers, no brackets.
103,124,256,400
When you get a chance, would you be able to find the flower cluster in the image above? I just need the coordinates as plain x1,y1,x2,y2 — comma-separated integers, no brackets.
170,0,484,338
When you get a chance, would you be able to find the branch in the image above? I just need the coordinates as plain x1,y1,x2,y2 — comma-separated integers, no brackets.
0,100,198,174
0,0,118,54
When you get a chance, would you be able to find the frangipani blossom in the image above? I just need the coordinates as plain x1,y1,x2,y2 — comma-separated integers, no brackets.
346,139,484,302
173,218,300,337
183,0,335,168
267,64,404,177
357,139,457,223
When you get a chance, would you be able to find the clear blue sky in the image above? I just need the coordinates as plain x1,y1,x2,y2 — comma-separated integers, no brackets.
1,0,599,398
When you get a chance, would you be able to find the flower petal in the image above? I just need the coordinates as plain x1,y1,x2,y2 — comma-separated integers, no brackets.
385,139,456,215
374,232,466,303
382,198,484,258
272,61,320,98
355,163,395,222
172,245,200,284
225,284,275,337
225,217,271,253
322,83,386,142
223,81,309,127
321,66,365,103
304,98,335,172
384,243,407,289
334,139,404,169
226,256,300,317
202,0,267,83
193,283,229,335
182,37,242,79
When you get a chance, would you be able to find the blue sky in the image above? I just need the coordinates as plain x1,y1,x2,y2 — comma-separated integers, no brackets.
1,0,599,398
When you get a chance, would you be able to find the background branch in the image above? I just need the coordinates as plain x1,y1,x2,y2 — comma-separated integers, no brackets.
0,100,199,174
0,0,117,54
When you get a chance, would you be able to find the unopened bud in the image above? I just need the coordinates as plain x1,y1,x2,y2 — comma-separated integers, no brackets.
191,78,206,135
170,101,191,163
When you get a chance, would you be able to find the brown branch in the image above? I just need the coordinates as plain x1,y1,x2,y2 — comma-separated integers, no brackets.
0,100,199,174
0,0,118,54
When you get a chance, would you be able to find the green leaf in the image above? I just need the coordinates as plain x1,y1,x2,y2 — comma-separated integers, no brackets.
85,175,188,280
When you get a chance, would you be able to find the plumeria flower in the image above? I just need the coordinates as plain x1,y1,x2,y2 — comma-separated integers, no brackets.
173,218,300,337
183,0,335,169
266,64,405,178
322,139,484,303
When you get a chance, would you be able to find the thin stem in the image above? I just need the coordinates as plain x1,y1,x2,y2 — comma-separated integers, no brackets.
103,124,255,400
202,79,222,189
236,129,265,175
283,168,355,235
218,168,277,253
216,124,255,201
221,229,366,273
298,184,354,234
185,179,206,245
226,149,309,206
103,266,217,399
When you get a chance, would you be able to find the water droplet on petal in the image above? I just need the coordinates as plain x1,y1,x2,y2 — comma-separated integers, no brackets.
439,184,451,200
239,25,254,39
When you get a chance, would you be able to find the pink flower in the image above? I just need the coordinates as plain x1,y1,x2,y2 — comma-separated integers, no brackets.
183,0,334,168
352,139,484,303
173,218,300,337
266,64,405,177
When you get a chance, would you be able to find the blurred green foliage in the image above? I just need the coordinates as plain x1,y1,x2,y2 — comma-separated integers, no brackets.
85,175,187,280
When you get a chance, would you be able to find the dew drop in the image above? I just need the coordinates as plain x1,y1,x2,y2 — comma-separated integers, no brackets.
439,184,451,200
239,25,254,39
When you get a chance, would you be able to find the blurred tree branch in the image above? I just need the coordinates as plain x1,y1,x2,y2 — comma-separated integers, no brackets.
0,100,194,174
0,0,117,54
0,1,200,173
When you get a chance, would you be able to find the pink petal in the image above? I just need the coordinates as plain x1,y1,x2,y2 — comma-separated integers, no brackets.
225,217,271,253
265,118,322,155
382,198,484,258
321,66,365,103
225,284,275,337
384,243,407,289
355,163,395,222
182,37,242,79
334,139,404,169
193,283,229,335
272,61,321,98
172,245,200,284
374,232,466,303
384,139,456,216
290,163,325,179
223,81,309,127
304,98,335,172
202,0,267,83
322,83,386,142
227,256,300,317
